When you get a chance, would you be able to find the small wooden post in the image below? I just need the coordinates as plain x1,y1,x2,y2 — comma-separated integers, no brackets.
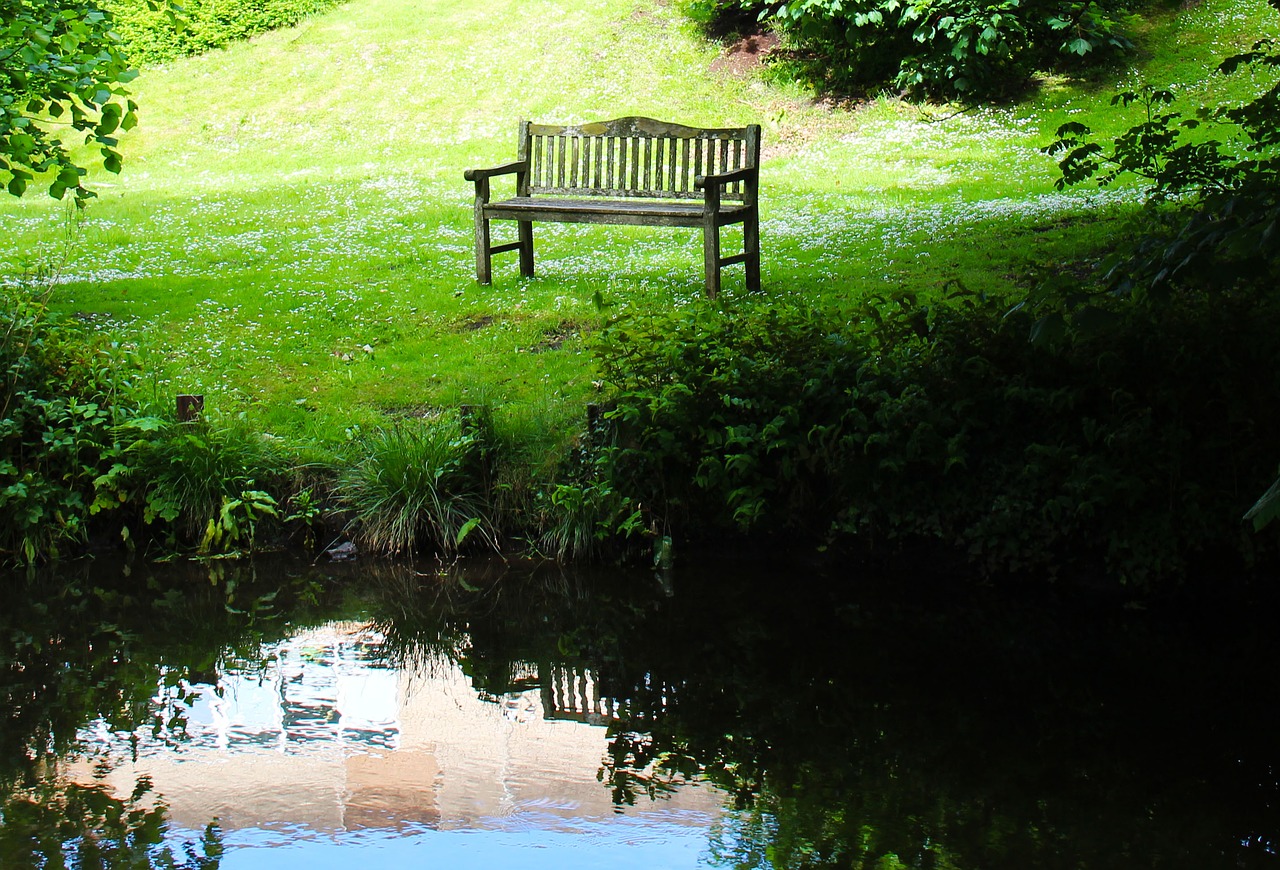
176,394,204,422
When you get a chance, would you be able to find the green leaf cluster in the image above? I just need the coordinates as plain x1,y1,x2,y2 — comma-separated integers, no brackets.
0,283,138,562
1046,29,1280,298
592,292,1280,590
0,0,140,205
679,0,1133,99
103,0,349,64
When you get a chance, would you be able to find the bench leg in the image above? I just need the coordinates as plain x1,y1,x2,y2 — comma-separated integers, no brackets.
518,220,535,278
474,211,493,284
744,209,761,293
702,222,721,300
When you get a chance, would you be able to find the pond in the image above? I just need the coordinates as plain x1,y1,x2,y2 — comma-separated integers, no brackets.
1,555,1278,868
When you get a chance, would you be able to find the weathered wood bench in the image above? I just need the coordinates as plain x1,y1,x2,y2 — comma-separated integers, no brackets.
464,117,761,299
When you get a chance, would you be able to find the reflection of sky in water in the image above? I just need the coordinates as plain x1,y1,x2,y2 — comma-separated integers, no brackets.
172,638,400,753
184,817,719,870
76,624,726,868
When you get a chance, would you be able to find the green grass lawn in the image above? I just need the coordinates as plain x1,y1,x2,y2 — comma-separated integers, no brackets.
2,0,1275,453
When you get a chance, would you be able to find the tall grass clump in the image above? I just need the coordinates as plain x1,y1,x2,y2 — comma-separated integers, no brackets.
535,475,646,562
532,410,646,563
334,417,497,557
464,398,642,560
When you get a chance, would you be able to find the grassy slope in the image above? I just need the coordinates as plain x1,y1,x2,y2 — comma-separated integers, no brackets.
1,0,1275,452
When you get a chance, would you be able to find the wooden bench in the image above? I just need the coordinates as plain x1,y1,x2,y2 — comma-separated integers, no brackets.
464,117,761,299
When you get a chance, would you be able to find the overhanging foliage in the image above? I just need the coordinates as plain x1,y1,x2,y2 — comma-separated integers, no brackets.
0,0,140,205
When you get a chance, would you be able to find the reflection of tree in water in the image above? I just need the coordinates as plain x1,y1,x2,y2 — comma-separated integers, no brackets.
0,559,338,869
598,574,1280,869
0,768,223,869
6,555,1280,868
372,561,1280,869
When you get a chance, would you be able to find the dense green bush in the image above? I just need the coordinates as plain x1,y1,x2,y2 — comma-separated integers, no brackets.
1042,14,1280,530
593,292,1280,589
0,285,137,562
95,415,290,553
0,284,295,562
104,0,348,64
680,0,1134,99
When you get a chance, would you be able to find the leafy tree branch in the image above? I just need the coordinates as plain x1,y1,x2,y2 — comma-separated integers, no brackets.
1,0,140,206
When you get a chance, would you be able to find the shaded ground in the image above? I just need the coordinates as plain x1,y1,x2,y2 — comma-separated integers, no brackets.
710,32,779,77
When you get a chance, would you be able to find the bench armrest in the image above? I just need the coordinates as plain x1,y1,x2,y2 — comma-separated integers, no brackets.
694,165,757,189
464,160,527,182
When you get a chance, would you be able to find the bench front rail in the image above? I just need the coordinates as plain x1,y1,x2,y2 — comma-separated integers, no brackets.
464,117,761,298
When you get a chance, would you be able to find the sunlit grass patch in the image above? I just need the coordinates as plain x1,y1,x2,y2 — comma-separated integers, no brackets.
0,0,1272,455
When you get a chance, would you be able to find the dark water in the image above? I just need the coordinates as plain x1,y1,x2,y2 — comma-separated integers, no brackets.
1,555,1278,868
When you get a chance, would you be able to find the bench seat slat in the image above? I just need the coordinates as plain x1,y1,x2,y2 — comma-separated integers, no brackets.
484,196,751,228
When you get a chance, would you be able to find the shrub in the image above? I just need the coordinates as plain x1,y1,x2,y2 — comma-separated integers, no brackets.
593,293,1280,590
685,0,1134,100
0,284,139,563
1042,15,1280,531
104,0,349,64
1045,24,1280,303
532,408,646,562
96,415,290,553
597,302,874,535
0,280,294,562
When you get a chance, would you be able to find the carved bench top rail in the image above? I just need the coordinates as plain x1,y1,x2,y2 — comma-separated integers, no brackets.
518,116,760,202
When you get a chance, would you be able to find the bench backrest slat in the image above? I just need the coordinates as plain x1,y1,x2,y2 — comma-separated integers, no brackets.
518,117,759,201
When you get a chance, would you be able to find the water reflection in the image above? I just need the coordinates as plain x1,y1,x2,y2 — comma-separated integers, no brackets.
3,556,1280,868
81,621,718,844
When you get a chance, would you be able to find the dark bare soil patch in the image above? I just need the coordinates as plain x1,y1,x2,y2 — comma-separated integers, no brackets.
528,320,581,353
458,314,496,332
711,32,779,77
380,403,449,420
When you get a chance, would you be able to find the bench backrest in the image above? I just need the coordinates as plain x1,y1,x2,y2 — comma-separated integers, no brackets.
517,117,760,202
